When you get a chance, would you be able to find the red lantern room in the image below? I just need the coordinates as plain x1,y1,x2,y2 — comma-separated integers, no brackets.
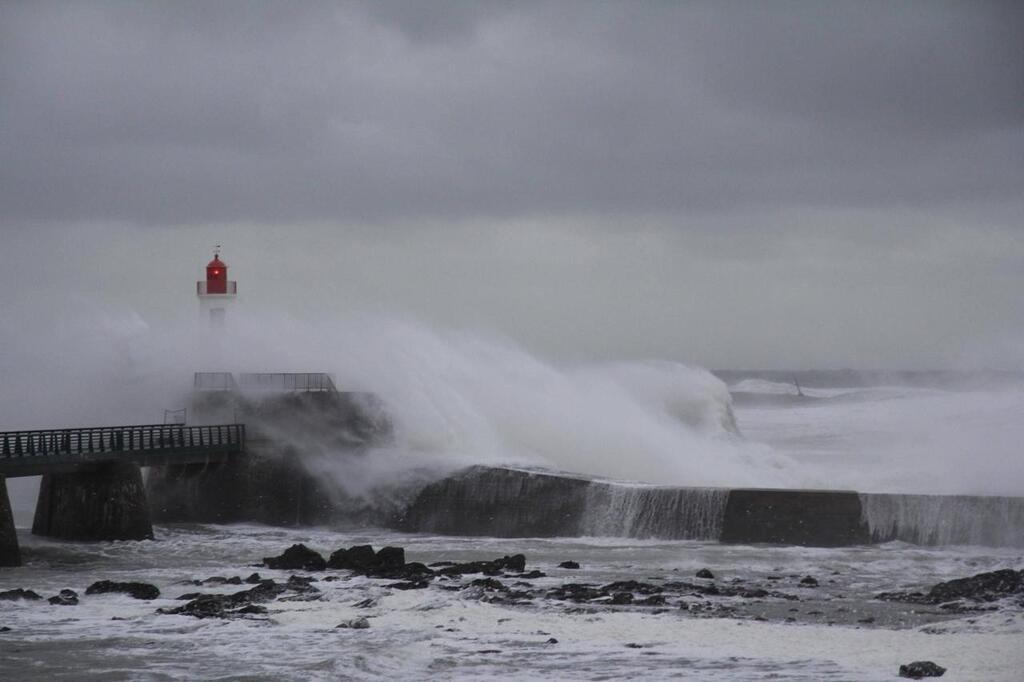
197,247,237,327
205,255,228,294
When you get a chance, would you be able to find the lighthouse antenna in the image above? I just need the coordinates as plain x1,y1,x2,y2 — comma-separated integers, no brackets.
214,244,221,257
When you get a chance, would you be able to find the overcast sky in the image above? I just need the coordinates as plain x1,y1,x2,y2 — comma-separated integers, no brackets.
2,1,1022,369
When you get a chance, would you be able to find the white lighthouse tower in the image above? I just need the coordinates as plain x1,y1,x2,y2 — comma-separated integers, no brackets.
196,246,237,327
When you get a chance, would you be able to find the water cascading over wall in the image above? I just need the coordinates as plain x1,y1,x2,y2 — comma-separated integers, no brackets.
396,466,731,540
580,484,729,540
859,493,1024,548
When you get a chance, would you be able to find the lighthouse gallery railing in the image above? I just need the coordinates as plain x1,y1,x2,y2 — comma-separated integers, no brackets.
196,281,237,295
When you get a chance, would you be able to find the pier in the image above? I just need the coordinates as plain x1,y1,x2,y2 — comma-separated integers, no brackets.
0,423,245,566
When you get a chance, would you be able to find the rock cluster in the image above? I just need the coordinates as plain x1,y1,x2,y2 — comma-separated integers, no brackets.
48,589,78,606
0,588,42,601
86,581,160,600
878,569,1024,605
262,544,326,571
899,660,946,678
159,575,319,619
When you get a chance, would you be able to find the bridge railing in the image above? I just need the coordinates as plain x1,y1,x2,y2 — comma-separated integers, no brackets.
0,424,245,460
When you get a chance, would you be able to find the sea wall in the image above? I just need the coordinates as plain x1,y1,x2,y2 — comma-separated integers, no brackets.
397,466,733,541
396,466,1023,548
720,489,869,546
859,493,1024,547
397,466,594,536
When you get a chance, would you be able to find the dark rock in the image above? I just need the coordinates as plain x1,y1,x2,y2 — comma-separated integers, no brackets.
603,580,663,595
233,604,268,615
899,661,946,678
879,569,1024,605
437,555,526,576
695,568,715,579
48,589,78,606
245,573,263,584
159,579,289,618
513,570,547,579
201,576,243,585
467,578,507,591
0,588,42,601
559,561,580,569
327,544,378,570
739,588,770,599
376,546,405,568
337,616,370,629
546,637,559,644
387,580,430,590
0,626,11,632
799,576,819,587
86,581,160,600
263,544,326,571
610,592,634,605
547,583,605,602
638,595,667,606
177,592,203,600
287,575,319,588
927,569,1022,603
353,598,378,608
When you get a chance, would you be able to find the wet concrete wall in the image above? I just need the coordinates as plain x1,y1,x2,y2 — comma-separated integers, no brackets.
147,451,339,526
32,462,154,541
397,467,874,547
0,476,20,567
720,489,870,546
397,466,594,537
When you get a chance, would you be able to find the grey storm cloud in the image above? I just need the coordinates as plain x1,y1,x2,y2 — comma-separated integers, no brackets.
1,0,1021,225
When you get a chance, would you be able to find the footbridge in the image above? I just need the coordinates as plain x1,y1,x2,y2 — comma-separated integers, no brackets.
0,423,247,568
0,423,246,478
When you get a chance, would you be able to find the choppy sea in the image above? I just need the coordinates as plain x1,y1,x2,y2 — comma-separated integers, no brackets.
3,373,1024,680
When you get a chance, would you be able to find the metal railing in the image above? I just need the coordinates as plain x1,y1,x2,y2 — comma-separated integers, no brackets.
0,424,245,461
194,372,238,391
237,372,337,392
196,281,237,295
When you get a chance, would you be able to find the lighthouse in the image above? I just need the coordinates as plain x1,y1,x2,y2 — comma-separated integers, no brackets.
196,247,237,326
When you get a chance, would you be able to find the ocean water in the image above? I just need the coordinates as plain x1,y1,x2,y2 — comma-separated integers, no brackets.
3,367,1024,679
2,525,1023,681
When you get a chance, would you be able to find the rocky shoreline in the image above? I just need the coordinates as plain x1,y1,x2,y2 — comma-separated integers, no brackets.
3,542,1021,634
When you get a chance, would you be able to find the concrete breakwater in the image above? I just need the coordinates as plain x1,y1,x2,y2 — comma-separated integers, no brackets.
396,466,1024,548
147,389,395,527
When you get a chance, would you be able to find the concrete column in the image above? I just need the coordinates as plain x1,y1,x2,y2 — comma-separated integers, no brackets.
0,475,21,567
32,462,154,541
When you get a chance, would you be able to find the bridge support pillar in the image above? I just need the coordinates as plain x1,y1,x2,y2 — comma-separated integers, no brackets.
33,462,154,541
0,475,21,567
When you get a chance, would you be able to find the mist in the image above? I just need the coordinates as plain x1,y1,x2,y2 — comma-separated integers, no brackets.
2,2,1024,514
